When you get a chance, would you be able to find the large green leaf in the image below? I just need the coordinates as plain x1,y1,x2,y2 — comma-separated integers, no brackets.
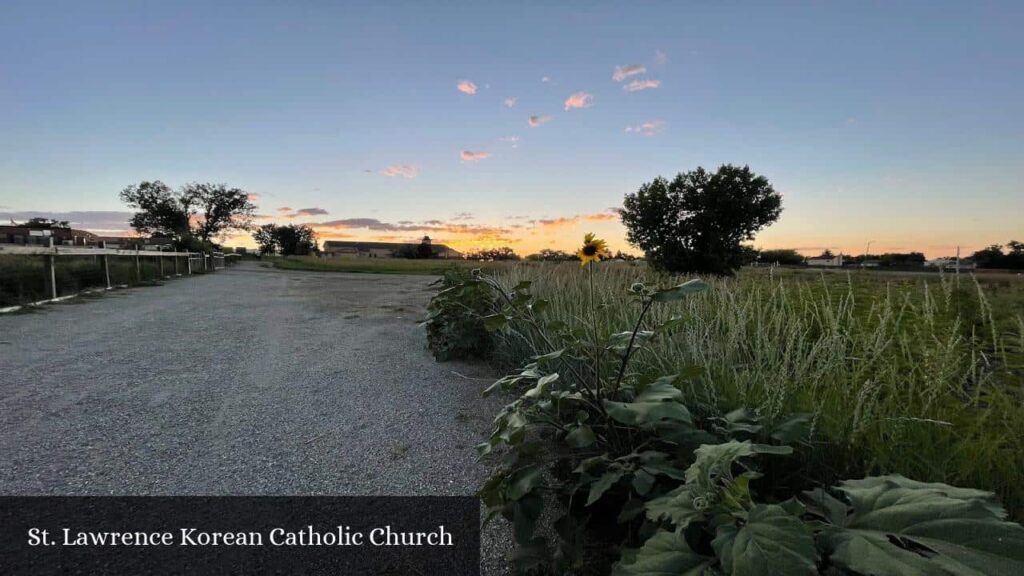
645,485,702,528
685,441,792,491
586,469,624,506
651,279,709,302
613,529,717,576
565,424,596,448
712,504,818,576
821,475,1024,576
507,465,545,500
604,377,692,428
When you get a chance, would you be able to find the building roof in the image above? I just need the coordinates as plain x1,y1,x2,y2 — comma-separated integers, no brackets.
323,240,461,256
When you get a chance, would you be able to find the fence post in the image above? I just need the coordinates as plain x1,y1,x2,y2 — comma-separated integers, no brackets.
159,253,164,277
187,252,193,275
173,254,179,276
43,237,57,300
135,247,141,282
100,241,111,289
203,252,209,272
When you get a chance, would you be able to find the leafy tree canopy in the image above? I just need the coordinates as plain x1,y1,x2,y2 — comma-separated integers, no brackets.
120,180,256,249
252,223,317,256
620,165,782,275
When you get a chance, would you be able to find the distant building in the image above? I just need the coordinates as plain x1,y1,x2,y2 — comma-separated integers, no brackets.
926,257,977,271
0,225,97,246
806,254,844,267
322,240,462,259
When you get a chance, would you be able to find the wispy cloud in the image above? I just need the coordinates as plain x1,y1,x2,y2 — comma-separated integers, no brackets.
541,76,551,83
623,79,661,92
503,97,517,108
310,217,512,238
612,64,646,82
451,212,474,221
281,207,328,218
456,80,478,95
655,49,668,65
461,150,491,162
563,91,593,110
382,164,418,178
246,193,261,202
625,120,665,136
528,115,552,127
534,210,620,229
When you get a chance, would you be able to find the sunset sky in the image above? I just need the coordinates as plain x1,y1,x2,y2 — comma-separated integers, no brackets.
1,1,1022,258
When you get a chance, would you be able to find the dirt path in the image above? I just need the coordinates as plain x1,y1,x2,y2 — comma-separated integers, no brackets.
0,261,508,572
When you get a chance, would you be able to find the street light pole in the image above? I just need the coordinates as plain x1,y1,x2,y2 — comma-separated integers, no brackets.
862,240,873,270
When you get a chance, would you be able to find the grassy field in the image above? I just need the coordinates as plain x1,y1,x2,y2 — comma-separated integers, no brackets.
270,255,497,275
485,262,1024,517
0,254,199,307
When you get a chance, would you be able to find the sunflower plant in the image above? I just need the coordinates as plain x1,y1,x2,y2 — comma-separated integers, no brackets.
424,233,1024,575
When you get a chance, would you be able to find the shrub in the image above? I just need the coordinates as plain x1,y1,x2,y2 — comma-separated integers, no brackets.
422,268,498,361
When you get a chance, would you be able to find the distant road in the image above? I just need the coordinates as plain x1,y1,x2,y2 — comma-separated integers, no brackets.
0,261,509,573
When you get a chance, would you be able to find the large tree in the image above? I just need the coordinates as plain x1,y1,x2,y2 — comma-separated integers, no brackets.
252,223,317,256
620,165,782,275
120,180,256,248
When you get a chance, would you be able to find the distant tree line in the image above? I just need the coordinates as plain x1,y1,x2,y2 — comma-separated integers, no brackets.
972,242,1024,269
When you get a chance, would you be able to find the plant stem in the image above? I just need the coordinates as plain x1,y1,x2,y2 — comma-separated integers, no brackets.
611,298,654,398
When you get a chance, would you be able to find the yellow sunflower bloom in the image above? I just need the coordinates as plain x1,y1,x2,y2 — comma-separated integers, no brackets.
576,232,608,266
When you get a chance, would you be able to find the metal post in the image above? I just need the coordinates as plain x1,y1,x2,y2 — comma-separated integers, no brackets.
173,255,179,276
135,248,141,282
159,253,164,278
43,237,57,300
100,241,111,289
203,252,208,272
187,253,193,275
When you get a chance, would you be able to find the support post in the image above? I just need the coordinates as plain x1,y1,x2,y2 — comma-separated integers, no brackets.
100,241,111,289
203,252,209,272
135,248,141,282
43,237,57,300
187,253,193,275
159,254,164,277
173,255,179,276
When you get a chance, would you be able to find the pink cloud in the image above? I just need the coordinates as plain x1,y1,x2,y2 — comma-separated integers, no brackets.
382,165,418,178
612,64,646,82
503,97,517,108
625,120,665,136
528,115,552,127
460,150,491,162
456,80,477,95
624,79,661,92
563,91,593,111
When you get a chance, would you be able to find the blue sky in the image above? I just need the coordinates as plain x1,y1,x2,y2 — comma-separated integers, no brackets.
1,1,1021,255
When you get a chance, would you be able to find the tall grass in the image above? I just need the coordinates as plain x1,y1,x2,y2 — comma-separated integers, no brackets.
0,255,194,307
488,262,1024,517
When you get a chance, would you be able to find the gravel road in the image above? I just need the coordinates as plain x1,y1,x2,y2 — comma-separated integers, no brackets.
0,261,510,573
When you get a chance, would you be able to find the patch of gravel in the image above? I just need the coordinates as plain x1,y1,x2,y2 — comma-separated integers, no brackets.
0,261,511,574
